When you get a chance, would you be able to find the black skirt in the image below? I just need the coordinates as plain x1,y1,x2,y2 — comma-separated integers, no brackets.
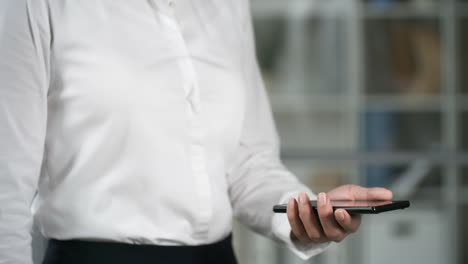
42,234,238,264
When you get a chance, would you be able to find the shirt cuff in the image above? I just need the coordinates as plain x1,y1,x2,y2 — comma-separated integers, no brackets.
271,191,331,260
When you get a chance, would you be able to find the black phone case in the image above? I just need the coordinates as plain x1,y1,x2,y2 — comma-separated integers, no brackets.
272,200,410,214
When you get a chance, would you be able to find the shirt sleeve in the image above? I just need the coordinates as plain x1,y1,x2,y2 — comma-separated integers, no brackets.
0,1,50,263
226,2,329,260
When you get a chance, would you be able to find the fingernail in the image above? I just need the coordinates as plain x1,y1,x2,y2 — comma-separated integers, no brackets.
318,193,326,205
288,198,294,207
337,210,345,221
299,193,308,205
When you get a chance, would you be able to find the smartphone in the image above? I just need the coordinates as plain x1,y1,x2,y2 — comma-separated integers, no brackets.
273,200,410,214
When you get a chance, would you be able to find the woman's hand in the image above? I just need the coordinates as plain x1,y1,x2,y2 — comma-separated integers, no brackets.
287,184,393,244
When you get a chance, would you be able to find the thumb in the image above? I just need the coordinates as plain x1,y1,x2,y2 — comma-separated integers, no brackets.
328,185,393,200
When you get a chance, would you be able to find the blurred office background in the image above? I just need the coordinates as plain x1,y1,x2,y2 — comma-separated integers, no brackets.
232,0,468,263
28,0,466,263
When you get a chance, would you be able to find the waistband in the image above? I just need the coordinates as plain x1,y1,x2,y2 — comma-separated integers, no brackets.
43,234,237,264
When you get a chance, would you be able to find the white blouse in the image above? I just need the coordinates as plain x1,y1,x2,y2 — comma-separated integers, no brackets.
0,0,327,263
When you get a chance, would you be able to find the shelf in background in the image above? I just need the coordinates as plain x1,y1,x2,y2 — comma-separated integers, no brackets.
251,0,446,19
270,94,352,113
280,150,468,165
251,0,319,19
270,93,448,112
363,3,442,19
364,95,444,112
